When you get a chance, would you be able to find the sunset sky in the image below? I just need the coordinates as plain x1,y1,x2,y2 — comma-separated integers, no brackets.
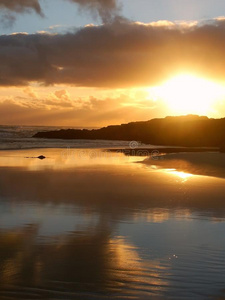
1,0,225,126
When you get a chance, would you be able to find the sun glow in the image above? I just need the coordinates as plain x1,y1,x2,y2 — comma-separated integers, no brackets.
150,74,224,115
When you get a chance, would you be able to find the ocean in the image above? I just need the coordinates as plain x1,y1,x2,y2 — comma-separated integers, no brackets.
0,125,136,150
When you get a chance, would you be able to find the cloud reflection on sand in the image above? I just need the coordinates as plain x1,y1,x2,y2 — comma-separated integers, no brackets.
0,149,225,220
0,225,169,299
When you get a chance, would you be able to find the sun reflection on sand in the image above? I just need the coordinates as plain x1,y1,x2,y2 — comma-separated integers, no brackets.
165,169,194,181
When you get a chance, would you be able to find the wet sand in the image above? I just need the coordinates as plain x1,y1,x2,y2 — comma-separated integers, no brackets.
143,152,225,179
0,149,225,299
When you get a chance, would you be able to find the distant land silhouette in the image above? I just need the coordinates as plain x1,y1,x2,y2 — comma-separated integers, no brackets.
34,115,225,147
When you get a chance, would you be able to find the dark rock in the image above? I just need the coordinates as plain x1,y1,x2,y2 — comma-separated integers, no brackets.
37,155,46,160
33,115,225,147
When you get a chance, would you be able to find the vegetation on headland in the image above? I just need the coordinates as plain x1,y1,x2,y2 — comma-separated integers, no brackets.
34,115,225,147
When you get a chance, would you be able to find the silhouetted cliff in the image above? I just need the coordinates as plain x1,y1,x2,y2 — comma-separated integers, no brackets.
33,115,225,147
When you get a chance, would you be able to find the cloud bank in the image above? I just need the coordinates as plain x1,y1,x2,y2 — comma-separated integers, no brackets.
1,18,225,87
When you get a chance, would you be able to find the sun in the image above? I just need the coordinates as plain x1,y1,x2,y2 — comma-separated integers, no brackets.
150,74,223,115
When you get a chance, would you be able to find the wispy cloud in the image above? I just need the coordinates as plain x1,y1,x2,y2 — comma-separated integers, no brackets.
68,0,121,23
0,0,43,27
0,0,121,27
0,0,43,15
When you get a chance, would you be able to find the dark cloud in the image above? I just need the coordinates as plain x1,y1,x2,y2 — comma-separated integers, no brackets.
0,0,43,27
0,12,16,28
0,0,43,15
0,0,119,26
68,0,121,23
1,19,225,88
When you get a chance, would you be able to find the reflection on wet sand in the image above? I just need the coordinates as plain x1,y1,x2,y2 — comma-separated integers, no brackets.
0,161,225,219
0,149,225,299
0,148,140,170
143,152,225,179
167,170,194,181
0,225,169,299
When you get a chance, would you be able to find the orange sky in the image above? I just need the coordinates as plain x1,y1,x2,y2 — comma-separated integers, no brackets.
1,1,225,125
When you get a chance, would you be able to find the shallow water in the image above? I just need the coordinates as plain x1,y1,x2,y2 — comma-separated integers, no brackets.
0,149,225,299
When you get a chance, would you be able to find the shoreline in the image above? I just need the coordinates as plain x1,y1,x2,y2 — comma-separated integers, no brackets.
107,147,219,156
0,146,219,153
0,147,224,180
